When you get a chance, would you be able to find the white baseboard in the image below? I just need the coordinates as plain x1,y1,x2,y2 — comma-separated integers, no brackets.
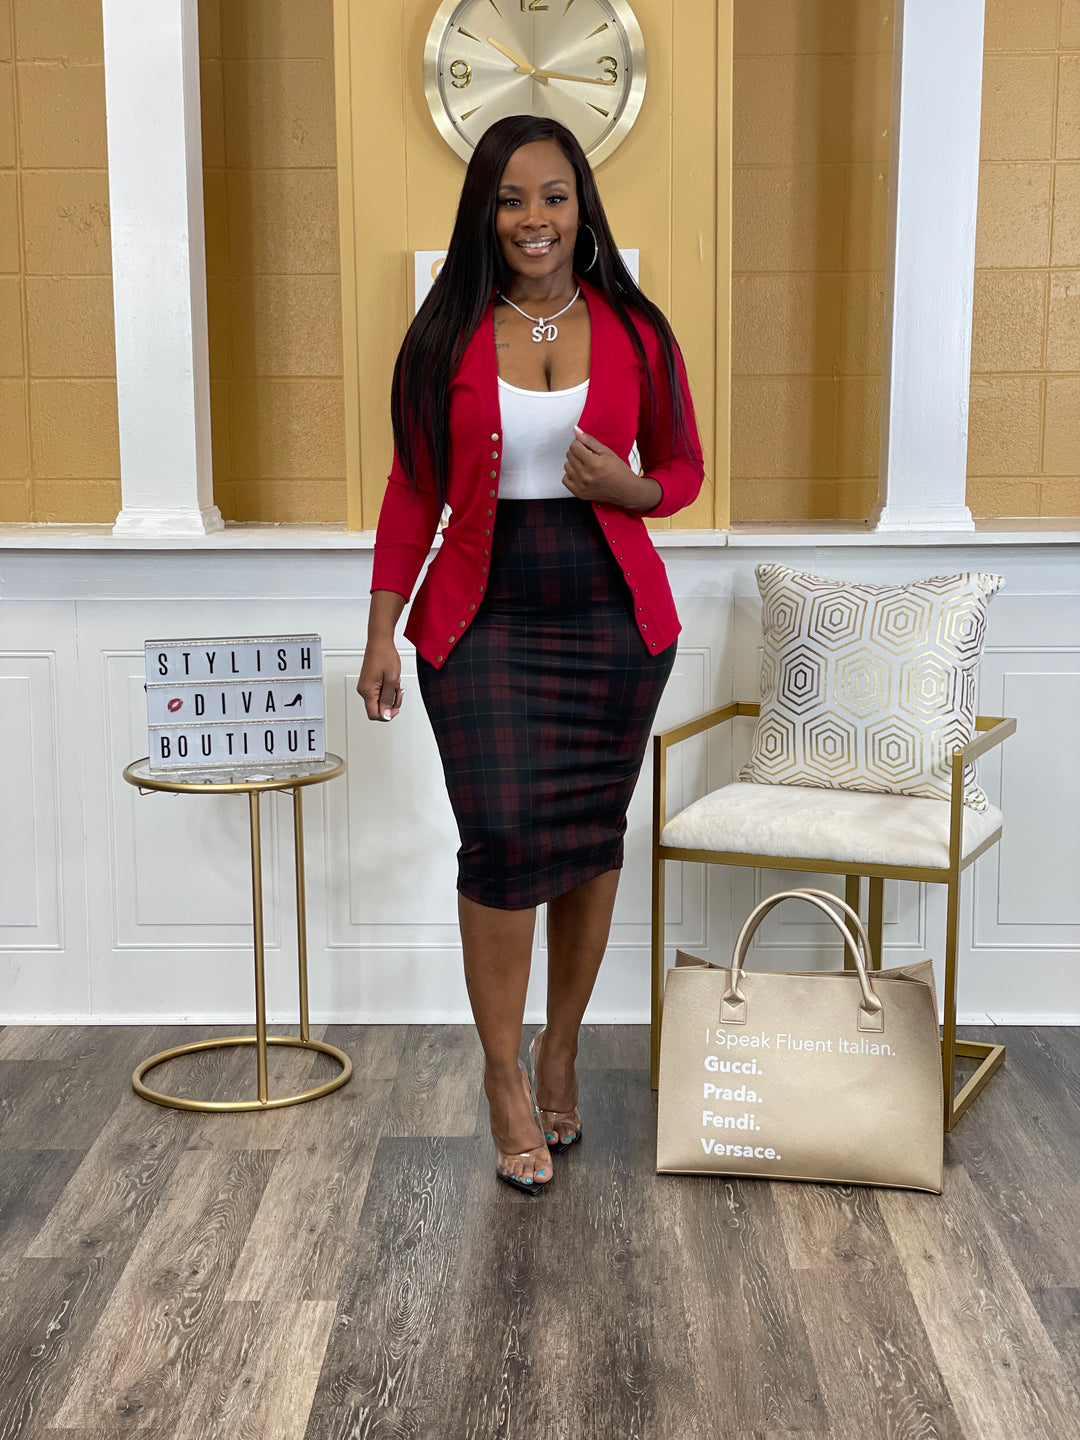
2,1011,1079,1027
979,1013,1080,1027
0,1011,480,1026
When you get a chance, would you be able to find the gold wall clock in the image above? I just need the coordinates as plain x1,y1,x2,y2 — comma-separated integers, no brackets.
423,0,647,166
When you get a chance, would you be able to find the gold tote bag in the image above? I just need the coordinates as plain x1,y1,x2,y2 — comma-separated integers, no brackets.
656,889,944,1193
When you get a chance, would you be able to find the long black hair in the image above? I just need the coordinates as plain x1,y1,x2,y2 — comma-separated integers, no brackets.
391,114,692,507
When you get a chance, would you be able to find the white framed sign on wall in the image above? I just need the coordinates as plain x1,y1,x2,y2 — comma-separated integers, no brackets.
144,634,325,771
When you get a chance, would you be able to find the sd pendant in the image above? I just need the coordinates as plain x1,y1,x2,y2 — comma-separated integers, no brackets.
531,322,559,343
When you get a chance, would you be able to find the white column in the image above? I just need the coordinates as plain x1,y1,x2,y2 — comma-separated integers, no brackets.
104,0,222,536
873,0,984,533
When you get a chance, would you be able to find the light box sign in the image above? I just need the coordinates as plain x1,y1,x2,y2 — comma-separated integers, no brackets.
145,634,325,771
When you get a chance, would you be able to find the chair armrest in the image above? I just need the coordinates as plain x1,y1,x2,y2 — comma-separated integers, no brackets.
947,715,1016,868
654,700,759,755
653,702,760,838
965,715,1017,762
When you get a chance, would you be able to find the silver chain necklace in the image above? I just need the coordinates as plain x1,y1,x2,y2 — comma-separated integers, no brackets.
498,285,581,343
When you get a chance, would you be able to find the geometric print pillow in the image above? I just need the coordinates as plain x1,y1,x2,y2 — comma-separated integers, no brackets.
738,564,1005,811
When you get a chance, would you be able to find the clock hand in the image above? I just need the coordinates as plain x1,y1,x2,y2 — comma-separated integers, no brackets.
485,36,549,84
531,66,616,85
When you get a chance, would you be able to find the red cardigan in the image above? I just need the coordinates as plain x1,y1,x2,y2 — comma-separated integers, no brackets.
371,275,705,668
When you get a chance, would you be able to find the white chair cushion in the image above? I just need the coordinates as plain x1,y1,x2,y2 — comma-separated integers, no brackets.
660,781,1003,870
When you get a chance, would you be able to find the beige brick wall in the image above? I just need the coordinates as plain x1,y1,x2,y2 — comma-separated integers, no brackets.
0,0,346,525
0,0,120,522
200,0,345,523
968,0,1080,517
731,0,1080,523
1,0,1073,526
729,0,893,522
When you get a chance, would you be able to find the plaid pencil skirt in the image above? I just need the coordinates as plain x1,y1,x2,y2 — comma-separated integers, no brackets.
416,497,676,910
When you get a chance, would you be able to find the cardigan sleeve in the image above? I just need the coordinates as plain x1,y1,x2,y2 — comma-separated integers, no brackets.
369,443,443,600
635,320,705,520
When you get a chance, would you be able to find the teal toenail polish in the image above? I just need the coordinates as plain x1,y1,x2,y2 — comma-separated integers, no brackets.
524,1176,532,1184
546,1132,557,1140
538,1169,547,1177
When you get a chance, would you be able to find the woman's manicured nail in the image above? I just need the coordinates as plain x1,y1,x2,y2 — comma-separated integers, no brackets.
545,1132,557,1141
523,1176,532,1184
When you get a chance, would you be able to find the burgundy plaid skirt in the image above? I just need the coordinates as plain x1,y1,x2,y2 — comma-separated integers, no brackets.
416,498,676,910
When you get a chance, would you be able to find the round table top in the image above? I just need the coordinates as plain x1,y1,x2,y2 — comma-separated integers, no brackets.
123,752,346,794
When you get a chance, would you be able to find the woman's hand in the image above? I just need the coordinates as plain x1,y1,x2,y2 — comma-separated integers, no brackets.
563,425,662,513
357,639,404,722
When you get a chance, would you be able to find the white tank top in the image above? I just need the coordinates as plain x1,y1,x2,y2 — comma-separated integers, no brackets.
496,376,589,500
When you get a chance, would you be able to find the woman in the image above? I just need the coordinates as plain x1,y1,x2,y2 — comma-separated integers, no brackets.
357,115,703,1194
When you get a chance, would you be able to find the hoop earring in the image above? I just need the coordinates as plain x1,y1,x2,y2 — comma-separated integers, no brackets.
580,223,599,270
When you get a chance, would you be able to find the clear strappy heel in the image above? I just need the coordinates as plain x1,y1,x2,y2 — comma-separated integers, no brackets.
491,1059,553,1194
527,1027,582,1154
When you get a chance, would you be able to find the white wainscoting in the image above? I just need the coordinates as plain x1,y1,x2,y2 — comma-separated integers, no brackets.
0,540,1077,1024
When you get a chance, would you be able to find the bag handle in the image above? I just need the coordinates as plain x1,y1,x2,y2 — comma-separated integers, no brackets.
722,888,884,1033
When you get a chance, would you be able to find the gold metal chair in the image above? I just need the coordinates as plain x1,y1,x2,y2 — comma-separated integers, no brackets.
651,702,1015,1130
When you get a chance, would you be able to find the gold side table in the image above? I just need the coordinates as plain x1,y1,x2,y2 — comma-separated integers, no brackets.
122,754,351,1112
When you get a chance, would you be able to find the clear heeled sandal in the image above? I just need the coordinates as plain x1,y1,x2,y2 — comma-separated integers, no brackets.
491,1059,554,1195
527,1027,582,1154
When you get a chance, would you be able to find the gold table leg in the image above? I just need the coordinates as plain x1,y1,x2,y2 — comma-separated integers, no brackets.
251,789,269,1103
294,786,309,1044
133,784,351,1112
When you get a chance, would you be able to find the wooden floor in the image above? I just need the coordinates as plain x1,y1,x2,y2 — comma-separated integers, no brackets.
0,1022,1077,1440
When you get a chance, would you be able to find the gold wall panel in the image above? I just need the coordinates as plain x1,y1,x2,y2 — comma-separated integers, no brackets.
729,1,893,523
0,0,121,524
202,0,347,524
967,0,1080,518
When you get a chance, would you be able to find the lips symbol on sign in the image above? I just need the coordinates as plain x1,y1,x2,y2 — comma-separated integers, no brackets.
167,697,183,713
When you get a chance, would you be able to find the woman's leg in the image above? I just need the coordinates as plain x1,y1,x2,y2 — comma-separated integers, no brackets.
536,867,621,1141
458,893,552,1185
